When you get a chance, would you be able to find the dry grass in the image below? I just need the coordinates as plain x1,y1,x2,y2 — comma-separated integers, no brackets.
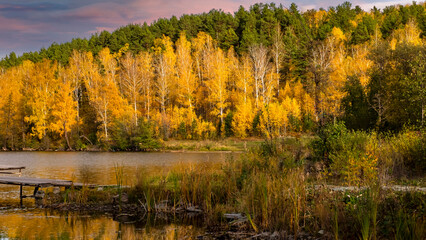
164,138,264,151
57,136,425,239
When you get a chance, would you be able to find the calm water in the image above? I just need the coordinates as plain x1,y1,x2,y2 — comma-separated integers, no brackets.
0,209,206,240
0,151,235,239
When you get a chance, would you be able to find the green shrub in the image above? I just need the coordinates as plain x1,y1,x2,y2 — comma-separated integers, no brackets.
379,129,426,177
111,119,161,151
224,111,234,137
311,122,376,184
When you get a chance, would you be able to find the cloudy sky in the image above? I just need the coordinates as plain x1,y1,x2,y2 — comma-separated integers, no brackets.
0,0,415,58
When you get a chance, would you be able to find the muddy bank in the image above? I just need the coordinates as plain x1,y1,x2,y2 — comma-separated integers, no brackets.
41,201,324,240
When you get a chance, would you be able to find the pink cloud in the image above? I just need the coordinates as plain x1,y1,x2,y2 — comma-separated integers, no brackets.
60,2,133,25
129,0,261,22
87,26,117,34
0,15,45,33
353,0,414,10
65,0,264,33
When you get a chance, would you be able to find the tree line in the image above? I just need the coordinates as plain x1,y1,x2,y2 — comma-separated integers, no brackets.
0,2,425,150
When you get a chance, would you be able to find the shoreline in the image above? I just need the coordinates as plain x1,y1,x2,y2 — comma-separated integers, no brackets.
0,148,244,153
0,138,265,153
25,184,424,239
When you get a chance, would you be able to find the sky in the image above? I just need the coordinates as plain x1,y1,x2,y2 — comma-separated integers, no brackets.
0,0,416,58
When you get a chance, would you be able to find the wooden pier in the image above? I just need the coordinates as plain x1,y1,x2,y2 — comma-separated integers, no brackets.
0,165,25,175
0,165,95,206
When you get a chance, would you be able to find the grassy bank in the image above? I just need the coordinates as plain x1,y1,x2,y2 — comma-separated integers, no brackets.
10,137,264,152
45,126,425,239
163,138,264,151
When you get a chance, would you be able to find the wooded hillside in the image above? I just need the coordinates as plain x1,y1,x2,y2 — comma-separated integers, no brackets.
0,2,425,150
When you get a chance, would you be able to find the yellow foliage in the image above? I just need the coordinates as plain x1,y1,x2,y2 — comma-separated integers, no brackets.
170,106,197,138
393,19,422,46
282,96,301,120
390,38,397,50
116,43,129,58
282,81,315,117
205,47,229,135
193,118,216,139
119,51,143,126
314,10,328,27
344,151,378,186
50,79,78,136
192,32,215,81
232,100,254,138
137,51,155,120
153,35,176,115
86,48,132,141
259,102,287,138
24,60,58,140
331,27,347,42
235,54,254,104
346,45,372,87
0,66,24,145
313,35,349,119
176,33,197,109
264,69,278,105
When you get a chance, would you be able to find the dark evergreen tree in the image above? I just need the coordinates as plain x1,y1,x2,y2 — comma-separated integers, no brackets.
350,15,376,45
342,76,375,130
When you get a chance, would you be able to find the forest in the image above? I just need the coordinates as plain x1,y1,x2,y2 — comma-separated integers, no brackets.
0,1,425,150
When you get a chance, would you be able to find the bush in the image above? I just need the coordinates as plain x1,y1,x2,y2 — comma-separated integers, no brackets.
224,111,234,137
110,119,161,151
378,129,426,177
311,122,377,185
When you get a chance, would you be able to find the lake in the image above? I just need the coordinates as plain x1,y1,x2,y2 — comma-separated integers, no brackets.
0,151,235,239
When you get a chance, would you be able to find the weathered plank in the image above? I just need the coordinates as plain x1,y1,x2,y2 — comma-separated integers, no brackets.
0,165,25,171
0,176,72,187
0,176,96,188
0,173,97,207
0,165,25,177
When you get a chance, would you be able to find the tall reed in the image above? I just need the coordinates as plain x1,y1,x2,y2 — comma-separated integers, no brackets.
114,162,124,210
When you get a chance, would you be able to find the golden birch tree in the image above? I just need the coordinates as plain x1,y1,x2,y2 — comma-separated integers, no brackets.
249,44,270,108
24,60,58,141
192,32,215,120
176,33,197,126
271,23,284,97
86,48,129,142
153,35,177,137
0,66,23,149
153,36,176,114
206,47,229,136
137,51,155,121
51,68,78,149
232,54,255,138
120,51,143,126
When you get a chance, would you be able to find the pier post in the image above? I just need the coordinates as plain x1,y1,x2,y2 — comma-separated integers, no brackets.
19,184,23,207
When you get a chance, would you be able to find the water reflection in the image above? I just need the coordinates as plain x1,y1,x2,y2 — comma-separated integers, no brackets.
0,209,205,239
0,152,233,185
0,152,235,202
0,152,233,239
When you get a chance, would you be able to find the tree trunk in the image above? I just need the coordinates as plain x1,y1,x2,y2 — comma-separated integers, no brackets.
104,108,108,140
76,91,80,135
220,107,224,137
22,132,25,149
134,98,138,127
147,92,150,121
314,73,322,127
64,121,71,150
